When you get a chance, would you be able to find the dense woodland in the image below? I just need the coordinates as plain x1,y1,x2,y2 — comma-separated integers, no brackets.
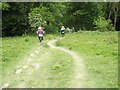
1,2,120,36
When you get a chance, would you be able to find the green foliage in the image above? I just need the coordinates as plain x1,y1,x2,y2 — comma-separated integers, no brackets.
28,3,67,33
1,2,10,10
2,2,31,36
65,2,106,30
53,65,61,70
94,17,115,31
2,2,120,36
29,7,50,28
73,10,87,16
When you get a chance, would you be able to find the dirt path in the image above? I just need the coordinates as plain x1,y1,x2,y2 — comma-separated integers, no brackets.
47,39,86,87
1,46,44,89
1,39,86,89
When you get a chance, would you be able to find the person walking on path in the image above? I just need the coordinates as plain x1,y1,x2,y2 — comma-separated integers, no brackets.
36,26,45,45
66,27,70,33
72,27,75,33
60,26,65,37
78,28,82,32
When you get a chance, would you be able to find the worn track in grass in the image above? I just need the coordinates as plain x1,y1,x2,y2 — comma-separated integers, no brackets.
48,38,86,87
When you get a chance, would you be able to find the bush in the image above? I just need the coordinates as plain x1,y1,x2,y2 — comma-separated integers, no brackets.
94,17,115,31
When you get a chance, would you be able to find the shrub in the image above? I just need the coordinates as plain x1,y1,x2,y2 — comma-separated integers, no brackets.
94,17,115,31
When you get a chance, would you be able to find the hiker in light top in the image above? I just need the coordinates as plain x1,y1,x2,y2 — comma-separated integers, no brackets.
72,27,75,32
36,26,45,45
60,26,65,37
66,27,70,33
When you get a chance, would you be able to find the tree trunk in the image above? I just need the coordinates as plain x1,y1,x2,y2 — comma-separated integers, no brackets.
108,2,112,20
114,6,119,28
108,11,111,20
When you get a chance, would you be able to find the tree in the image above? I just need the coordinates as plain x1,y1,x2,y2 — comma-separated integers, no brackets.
2,2,120,36
112,3,119,28
28,3,67,33
2,2,38,36
106,2,120,30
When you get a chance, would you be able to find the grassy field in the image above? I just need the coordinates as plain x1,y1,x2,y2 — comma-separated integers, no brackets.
2,34,56,66
1,31,118,88
56,31,118,88
1,34,74,88
1,35,49,85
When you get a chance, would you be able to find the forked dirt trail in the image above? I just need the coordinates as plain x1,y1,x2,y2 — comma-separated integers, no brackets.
47,39,86,87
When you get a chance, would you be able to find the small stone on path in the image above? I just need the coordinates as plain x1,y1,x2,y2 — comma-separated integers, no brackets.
18,83,26,88
32,63,40,69
35,50,39,54
22,65,28,69
0,83,9,89
15,69,22,74
37,48,40,50
28,58,31,62
2,83,9,88
30,53,35,57
45,52,48,55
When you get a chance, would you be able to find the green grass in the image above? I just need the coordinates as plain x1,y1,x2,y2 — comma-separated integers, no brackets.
2,44,73,88
56,31,118,88
1,34,74,88
2,36,37,63
1,34,57,86
25,49,73,88
1,31,118,88
2,34,56,64
1,35,38,86
45,49,73,88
